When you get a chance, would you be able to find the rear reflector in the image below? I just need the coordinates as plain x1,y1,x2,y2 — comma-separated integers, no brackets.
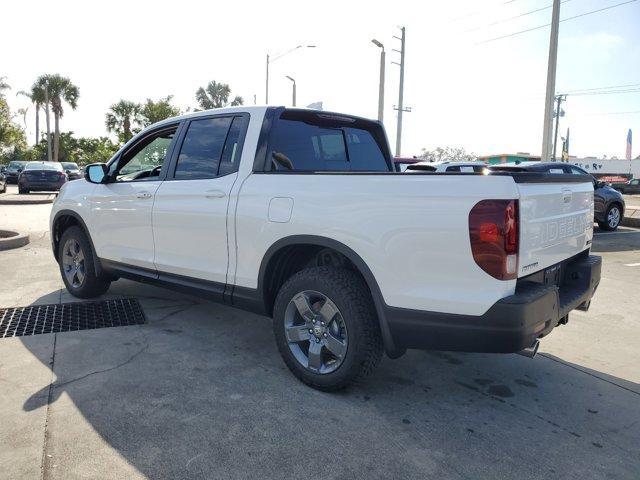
469,199,519,280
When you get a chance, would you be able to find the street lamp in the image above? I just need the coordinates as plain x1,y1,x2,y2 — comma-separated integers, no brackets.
285,76,297,107
371,39,385,122
265,44,315,103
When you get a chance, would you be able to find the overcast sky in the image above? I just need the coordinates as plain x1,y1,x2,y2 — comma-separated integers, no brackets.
2,0,639,158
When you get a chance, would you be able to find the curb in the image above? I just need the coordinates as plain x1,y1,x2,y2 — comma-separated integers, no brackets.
621,207,640,228
0,195,55,205
0,230,30,251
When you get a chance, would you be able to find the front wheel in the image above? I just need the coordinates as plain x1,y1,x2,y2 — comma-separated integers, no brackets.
273,267,383,391
58,226,111,298
598,204,622,231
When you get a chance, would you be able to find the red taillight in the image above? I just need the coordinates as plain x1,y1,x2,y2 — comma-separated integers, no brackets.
469,199,519,280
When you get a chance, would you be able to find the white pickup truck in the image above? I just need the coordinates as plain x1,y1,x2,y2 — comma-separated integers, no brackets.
50,106,601,390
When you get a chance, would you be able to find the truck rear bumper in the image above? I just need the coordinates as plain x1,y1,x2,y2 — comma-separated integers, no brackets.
385,253,601,354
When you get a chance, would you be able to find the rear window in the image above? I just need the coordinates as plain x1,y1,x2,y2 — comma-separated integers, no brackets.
25,162,63,171
268,112,390,172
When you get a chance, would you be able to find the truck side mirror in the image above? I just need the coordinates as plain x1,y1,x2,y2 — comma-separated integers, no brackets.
84,163,108,184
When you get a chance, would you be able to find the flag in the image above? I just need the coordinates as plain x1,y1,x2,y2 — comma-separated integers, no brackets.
626,129,632,161
562,127,570,161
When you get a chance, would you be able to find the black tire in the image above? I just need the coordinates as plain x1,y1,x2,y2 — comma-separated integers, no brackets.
58,225,111,298
18,188,29,194
273,267,383,391
598,203,622,231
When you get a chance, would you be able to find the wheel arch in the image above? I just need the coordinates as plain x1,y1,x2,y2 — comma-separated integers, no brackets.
51,209,104,276
246,235,402,357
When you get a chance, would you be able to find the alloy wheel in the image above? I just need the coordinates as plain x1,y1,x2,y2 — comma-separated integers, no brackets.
62,238,86,288
284,290,348,374
608,206,620,229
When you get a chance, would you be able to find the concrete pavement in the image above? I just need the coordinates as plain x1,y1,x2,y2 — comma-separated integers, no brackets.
1,200,639,479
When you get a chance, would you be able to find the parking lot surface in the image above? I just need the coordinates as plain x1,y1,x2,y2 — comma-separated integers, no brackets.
1,192,639,479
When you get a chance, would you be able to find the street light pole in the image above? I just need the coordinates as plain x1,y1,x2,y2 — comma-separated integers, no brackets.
371,39,385,122
44,84,52,162
265,45,315,104
285,76,296,106
541,0,561,162
265,54,270,104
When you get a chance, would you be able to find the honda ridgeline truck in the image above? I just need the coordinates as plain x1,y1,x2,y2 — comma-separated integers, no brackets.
50,106,601,390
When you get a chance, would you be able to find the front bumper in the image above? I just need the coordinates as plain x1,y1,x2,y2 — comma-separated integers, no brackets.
5,173,19,183
385,252,601,353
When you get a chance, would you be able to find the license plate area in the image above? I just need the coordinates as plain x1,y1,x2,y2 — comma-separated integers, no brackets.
543,264,563,286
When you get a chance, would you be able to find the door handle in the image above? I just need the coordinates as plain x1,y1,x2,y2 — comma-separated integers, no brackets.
205,190,226,199
136,191,153,199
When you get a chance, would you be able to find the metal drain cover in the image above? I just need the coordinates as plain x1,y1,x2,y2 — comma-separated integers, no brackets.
0,298,146,338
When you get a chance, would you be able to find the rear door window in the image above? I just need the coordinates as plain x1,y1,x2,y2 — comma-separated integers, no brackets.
174,117,233,180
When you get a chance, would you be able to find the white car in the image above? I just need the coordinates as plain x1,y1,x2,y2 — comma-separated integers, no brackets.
405,161,488,173
50,106,601,390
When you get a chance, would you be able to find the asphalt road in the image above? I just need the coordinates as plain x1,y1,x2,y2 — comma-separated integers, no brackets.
0,194,639,479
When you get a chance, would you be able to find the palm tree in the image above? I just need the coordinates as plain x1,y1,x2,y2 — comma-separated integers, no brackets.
105,100,142,144
195,80,243,110
35,75,79,162
17,86,45,145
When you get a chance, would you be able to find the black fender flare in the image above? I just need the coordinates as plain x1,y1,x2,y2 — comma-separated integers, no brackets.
256,235,403,357
51,209,105,277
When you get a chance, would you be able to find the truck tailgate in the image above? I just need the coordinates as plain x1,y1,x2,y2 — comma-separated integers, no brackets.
517,179,593,277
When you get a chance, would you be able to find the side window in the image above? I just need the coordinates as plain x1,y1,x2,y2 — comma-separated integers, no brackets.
174,117,233,180
114,127,177,182
446,166,460,172
218,116,248,177
570,166,586,175
268,115,390,172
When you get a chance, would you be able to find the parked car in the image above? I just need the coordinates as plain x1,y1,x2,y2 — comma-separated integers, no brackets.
61,162,83,180
0,170,6,193
18,161,68,194
489,162,625,231
405,161,488,173
4,160,28,184
613,178,640,195
50,106,601,390
393,156,422,172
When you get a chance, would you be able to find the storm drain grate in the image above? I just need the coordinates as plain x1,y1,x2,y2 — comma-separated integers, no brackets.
0,298,146,338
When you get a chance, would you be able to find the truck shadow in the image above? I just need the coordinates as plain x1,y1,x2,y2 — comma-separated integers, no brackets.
591,226,640,252
18,281,640,480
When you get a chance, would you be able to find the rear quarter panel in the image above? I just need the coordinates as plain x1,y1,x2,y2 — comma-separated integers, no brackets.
233,173,520,316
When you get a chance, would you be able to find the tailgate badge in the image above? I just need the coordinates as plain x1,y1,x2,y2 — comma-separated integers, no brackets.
562,187,572,205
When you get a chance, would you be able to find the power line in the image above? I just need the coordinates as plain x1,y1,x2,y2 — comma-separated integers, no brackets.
476,0,638,45
465,0,572,33
563,82,640,94
567,88,640,96
450,0,525,23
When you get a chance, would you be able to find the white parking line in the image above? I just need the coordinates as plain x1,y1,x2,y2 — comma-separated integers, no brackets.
625,262,640,267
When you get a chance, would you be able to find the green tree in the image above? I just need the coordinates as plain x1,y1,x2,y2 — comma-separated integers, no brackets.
141,96,180,127
0,97,27,163
195,80,243,110
106,100,142,144
35,74,79,162
419,146,477,163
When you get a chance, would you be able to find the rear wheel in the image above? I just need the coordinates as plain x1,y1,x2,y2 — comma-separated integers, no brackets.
58,226,111,298
18,188,29,194
598,204,621,231
273,267,383,391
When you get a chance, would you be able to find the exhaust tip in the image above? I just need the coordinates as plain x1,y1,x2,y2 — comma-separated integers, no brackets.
516,340,539,358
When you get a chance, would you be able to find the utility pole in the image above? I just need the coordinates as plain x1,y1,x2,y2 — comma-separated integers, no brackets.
552,94,566,161
392,26,410,156
285,76,297,106
371,39,385,122
541,0,561,161
44,83,52,162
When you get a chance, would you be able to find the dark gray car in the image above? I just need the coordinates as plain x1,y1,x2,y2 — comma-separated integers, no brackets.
489,162,625,231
